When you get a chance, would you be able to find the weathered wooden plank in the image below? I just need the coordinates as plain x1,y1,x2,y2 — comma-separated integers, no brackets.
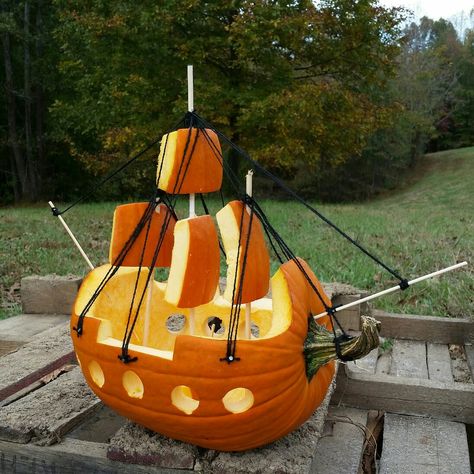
370,309,473,344
333,367,474,423
427,343,453,383
0,367,100,445
21,275,82,314
0,439,173,474
310,406,367,474
0,313,69,342
0,340,23,357
379,414,470,474
0,322,74,401
389,340,428,379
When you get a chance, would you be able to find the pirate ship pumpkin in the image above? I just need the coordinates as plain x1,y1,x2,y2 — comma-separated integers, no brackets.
50,67,466,452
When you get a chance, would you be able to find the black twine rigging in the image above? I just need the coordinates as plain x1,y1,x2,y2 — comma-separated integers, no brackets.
69,108,409,366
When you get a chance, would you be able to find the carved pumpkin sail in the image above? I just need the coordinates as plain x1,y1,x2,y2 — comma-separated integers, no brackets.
165,215,220,308
67,72,381,452
109,202,176,268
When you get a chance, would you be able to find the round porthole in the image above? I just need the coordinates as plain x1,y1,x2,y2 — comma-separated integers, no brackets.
166,314,186,333
122,370,144,399
88,360,105,388
222,388,254,414
171,385,199,415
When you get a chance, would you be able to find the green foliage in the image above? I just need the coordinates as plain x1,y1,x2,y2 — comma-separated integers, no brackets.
48,0,406,198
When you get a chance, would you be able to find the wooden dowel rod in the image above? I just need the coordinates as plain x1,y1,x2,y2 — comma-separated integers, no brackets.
314,261,468,320
187,65,194,112
143,276,153,346
244,170,254,339
187,65,196,335
48,201,94,270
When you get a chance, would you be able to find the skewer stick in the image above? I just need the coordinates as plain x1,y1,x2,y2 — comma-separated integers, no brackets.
244,170,254,339
143,276,153,346
48,201,94,270
187,64,196,335
314,261,468,320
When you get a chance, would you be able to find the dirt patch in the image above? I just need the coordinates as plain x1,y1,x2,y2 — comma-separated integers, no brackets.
449,344,473,383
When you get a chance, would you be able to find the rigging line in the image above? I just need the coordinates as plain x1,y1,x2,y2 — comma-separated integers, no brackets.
196,123,244,195
192,112,406,284
251,199,347,335
121,114,201,357
122,205,176,359
74,192,158,335
199,193,227,259
199,126,284,263
223,200,249,362
56,116,186,216
231,200,256,360
120,200,156,361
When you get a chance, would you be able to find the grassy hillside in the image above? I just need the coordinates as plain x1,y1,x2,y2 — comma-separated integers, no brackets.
1,147,472,319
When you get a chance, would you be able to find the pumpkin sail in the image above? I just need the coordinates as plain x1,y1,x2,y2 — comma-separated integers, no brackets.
216,200,270,304
66,68,386,452
165,215,220,308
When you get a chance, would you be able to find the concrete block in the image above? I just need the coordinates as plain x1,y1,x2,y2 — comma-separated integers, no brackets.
107,374,337,473
21,275,82,314
380,413,471,474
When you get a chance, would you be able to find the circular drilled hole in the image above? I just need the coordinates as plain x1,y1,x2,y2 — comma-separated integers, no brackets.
171,385,199,415
166,314,186,333
251,322,260,338
88,360,105,388
122,370,144,399
222,387,254,414
206,316,225,337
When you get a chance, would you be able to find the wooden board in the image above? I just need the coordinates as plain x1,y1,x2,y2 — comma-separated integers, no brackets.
0,314,69,342
310,406,367,474
379,413,470,474
0,367,100,445
346,348,378,375
0,322,75,402
389,340,428,379
0,439,172,474
369,310,473,344
333,364,474,424
427,343,453,383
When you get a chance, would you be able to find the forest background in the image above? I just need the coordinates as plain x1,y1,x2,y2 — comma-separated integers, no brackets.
1,0,473,204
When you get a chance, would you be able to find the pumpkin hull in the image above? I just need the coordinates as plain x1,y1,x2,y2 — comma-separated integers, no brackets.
71,259,335,451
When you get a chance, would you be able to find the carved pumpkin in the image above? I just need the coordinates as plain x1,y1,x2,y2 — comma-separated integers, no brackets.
71,258,335,451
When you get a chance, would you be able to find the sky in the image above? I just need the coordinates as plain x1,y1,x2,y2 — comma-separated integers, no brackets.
380,0,473,23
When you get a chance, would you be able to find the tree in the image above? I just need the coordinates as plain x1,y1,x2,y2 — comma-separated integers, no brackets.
0,0,56,202
50,0,406,197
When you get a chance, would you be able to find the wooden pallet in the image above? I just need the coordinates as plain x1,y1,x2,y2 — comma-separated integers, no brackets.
0,303,472,473
333,304,474,424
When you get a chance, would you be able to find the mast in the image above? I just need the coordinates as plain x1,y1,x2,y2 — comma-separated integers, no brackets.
188,65,196,335
244,170,253,339
157,65,223,335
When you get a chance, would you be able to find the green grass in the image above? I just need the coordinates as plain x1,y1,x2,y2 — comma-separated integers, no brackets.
1,147,472,319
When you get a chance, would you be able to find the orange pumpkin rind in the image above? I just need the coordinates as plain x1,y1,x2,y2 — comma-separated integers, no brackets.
71,258,335,451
